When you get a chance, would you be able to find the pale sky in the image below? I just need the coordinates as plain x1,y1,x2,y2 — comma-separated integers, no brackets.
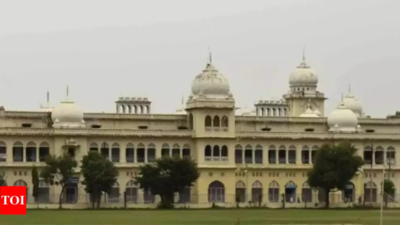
1,0,399,117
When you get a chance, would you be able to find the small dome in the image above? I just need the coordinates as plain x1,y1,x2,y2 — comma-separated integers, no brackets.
51,96,85,129
327,102,358,132
289,57,318,88
191,62,230,99
342,88,362,117
300,104,319,117
237,106,256,116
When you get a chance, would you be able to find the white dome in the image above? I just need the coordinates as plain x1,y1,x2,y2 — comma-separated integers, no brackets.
237,106,256,116
191,63,230,99
289,58,318,88
51,97,85,128
300,106,319,117
342,90,362,117
327,102,358,132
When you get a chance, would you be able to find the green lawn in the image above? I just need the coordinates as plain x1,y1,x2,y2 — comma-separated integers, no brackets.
2,209,400,225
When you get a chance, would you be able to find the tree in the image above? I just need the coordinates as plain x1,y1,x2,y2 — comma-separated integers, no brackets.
32,166,39,202
0,172,6,186
81,151,118,209
136,157,199,208
383,179,395,207
40,154,78,209
307,142,363,208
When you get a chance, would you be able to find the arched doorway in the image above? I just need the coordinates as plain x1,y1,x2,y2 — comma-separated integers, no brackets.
364,181,377,203
251,181,263,203
285,181,297,203
235,181,246,202
342,182,355,202
301,182,312,203
268,181,279,202
208,181,225,203
14,180,28,202
125,180,138,203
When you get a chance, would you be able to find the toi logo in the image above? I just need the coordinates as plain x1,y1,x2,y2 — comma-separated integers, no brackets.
0,186,27,215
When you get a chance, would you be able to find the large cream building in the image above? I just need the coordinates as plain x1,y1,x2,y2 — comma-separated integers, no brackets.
0,54,399,208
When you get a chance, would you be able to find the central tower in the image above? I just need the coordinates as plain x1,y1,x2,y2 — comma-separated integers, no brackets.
283,52,327,117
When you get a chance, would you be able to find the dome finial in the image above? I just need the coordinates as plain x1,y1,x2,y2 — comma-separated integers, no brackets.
302,45,306,61
66,86,69,97
208,47,212,64
348,84,351,93
47,91,50,104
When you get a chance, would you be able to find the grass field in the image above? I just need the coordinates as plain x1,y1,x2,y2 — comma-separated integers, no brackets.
2,209,400,225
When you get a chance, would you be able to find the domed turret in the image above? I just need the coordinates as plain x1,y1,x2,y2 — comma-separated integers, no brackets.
289,53,318,88
191,53,231,99
342,85,363,117
51,87,85,128
327,101,358,132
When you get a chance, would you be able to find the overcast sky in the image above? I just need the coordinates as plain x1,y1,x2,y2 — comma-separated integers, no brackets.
1,0,399,117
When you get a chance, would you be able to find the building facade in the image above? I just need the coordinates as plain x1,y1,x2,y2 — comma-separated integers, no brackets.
0,55,399,208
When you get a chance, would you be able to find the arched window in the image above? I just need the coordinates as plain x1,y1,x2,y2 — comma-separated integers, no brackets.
100,142,109,159
301,145,310,164
268,145,276,164
221,116,228,128
311,145,318,163
288,145,296,164
182,144,191,158
235,145,243,164
363,145,372,165
137,143,145,163
111,143,120,162
39,142,50,162
387,146,395,166
26,142,37,162
255,145,263,164
213,116,220,128
172,144,180,158
0,141,6,162
278,145,286,164
208,181,225,203
147,143,156,163
205,116,212,128
204,145,212,161
89,142,98,152
375,146,384,165
13,141,23,162
221,145,228,161
161,144,170,158
212,145,220,160
245,145,253,163
126,143,134,163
